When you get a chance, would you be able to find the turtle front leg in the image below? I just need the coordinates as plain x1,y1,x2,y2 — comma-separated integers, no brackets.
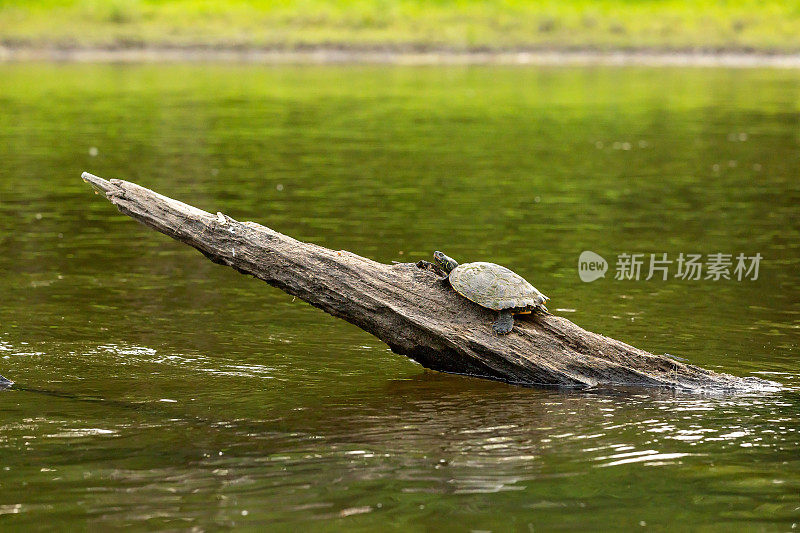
416,260,449,280
493,310,514,335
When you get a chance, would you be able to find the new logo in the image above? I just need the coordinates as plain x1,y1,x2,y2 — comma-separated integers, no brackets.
578,251,608,282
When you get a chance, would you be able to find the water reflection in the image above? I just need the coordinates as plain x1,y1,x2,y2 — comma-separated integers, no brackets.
3,368,798,527
1,369,798,527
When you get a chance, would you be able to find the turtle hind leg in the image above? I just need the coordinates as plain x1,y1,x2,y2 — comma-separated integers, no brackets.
493,310,514,335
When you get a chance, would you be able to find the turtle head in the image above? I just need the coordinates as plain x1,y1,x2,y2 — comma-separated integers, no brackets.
433,251,458,274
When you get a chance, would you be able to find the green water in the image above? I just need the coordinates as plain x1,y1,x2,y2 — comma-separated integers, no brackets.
0,64,798,530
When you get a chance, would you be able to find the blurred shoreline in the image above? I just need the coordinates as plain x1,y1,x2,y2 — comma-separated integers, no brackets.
4,46,800,67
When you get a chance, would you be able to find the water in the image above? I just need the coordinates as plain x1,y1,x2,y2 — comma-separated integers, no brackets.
0,64,798,530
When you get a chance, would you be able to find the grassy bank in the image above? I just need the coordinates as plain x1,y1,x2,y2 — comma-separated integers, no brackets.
2,0,800,52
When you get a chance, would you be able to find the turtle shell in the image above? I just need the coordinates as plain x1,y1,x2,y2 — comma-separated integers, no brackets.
448,262,548,311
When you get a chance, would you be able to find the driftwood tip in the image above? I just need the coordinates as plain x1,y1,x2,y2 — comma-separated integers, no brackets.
81,172,117,195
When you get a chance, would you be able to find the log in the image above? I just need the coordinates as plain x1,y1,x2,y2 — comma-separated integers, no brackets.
81,172,778,393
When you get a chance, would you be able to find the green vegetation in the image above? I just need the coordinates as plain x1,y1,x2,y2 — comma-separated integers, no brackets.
2,0,800,52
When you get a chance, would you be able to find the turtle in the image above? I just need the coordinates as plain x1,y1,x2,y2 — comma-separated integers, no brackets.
422,251,549,335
